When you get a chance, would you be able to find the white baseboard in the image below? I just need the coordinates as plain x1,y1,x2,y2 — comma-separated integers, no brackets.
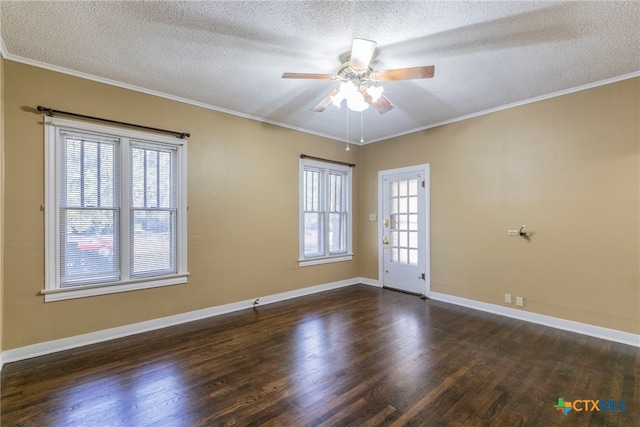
4,279,637,365
428,291,640,348
357,277,382,288
359,278,639,347
2,278,360,364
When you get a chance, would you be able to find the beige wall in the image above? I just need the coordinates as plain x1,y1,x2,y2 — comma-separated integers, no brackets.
2,59,638,351
2,60,360,349
360,78,640,334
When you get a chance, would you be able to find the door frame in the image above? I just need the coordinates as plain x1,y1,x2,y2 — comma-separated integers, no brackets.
378,164,431,296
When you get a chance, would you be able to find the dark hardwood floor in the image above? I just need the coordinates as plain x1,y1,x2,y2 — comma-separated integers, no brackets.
1,285,638,426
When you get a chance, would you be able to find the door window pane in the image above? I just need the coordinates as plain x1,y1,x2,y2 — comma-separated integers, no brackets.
399,180,408,196
408,179,418,196
399,231,408,247
409,249,418,266
390,198,398,214
391,248,398,263
386,176,423,268
399,197,408,213
409,196,417,213
391,181,398,197
409,214,418,230
409,232,418,248
390,231,398,246
399,248,408,264
399,214,408,230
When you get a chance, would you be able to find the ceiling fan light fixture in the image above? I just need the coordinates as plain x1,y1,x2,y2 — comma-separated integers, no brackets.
283,37,434,115
331,80,370,112
346,92,369,112
330,90,345,107
366,85,384,103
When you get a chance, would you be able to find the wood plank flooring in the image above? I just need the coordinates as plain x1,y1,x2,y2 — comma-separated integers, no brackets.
1,285,638,426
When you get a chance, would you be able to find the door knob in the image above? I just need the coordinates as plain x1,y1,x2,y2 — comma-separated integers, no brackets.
382,235,389,248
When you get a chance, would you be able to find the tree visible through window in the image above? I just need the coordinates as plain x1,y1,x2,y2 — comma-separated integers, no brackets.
130,142,177,276
60,132,119,284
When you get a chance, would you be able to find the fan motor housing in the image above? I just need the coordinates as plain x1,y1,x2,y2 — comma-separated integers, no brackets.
337,63,375,84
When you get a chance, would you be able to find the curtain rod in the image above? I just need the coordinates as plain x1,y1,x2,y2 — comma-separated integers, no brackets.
300,154,355,168
37,105,190,139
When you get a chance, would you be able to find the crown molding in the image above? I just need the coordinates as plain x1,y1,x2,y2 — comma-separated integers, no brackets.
366,70,640,144
2,34,638,146
1,47,352,144
0,35,9,59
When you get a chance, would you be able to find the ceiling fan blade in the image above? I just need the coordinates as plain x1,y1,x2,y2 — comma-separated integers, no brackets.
349,38,377,71
311,87,341,112
371,95,394,114
374,66,435,81
361,90,394,114
282,72,335,80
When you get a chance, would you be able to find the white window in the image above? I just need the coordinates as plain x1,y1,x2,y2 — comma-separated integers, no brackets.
43,117,188,301
299,158,353,266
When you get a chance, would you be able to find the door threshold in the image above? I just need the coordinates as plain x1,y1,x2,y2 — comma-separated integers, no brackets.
383,286,428,300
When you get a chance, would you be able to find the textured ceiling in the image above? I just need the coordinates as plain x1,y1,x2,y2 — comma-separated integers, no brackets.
1,1,639,144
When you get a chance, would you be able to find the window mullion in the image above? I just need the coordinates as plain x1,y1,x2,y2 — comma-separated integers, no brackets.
120,137,132,282
175,146,186,273
143,149,148,208
97,142,101,207
156,154,161,208
323,170,330,257
80,140,85,207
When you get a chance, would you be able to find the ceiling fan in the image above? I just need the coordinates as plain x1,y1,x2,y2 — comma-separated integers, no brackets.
282,38,435,114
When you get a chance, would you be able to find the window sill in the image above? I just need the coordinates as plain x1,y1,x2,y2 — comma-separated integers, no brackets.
298,254,353,267
41,273,189,302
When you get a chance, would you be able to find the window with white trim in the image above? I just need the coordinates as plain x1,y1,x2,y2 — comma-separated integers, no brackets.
44,117,188,301
299,158,352,266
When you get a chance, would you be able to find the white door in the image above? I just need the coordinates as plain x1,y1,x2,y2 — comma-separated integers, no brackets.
379,166,430,295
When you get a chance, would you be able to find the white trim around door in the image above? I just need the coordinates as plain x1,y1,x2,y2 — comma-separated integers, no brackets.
378,164,431,297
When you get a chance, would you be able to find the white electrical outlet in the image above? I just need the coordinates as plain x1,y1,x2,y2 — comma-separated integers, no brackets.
516,296,524,307
504,293,512,304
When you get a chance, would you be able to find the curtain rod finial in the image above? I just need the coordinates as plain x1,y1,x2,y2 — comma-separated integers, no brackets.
37,105,54,116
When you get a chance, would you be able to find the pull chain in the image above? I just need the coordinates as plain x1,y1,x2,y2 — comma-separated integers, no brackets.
345,107,350,151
